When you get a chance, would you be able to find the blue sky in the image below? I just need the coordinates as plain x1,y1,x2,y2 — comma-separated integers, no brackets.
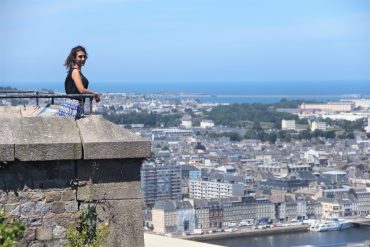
0,0,369,88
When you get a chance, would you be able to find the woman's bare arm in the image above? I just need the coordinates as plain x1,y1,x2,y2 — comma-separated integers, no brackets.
71,69,100,102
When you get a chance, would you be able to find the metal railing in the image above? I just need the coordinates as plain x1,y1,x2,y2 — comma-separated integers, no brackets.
0,90,95,114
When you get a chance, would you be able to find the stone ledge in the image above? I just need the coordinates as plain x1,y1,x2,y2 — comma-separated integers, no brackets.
77,116,151,159
0,112,150,161
0,119,14,161
12,117,82,161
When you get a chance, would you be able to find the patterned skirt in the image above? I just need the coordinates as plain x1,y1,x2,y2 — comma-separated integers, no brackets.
57,99,84,120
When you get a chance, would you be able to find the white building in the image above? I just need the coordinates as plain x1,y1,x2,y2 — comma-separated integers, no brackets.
181,115,192,129
300,102,354,112
344,99,370,109
282,119,296,130
189,180,244,199
311,121,327,132
366,118,370,133
200,120,215,128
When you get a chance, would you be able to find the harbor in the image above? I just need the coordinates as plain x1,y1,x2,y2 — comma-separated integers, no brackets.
203,226,370,247
181,217,370,242
183,225,309,241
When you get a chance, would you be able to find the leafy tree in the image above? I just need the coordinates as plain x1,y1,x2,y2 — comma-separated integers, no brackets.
0,210,26,247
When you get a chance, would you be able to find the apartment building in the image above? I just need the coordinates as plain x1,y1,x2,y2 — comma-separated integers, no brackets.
311,121,327,131
152,200,195,234
299,102,354,112
141,162,182,206
281,119,296,130
189,179,244,199
222,196,257,227
356,191,370,216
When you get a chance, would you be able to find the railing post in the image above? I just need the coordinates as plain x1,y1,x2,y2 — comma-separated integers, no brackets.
51,97,55,105
36,91,39,106
90,97,93,115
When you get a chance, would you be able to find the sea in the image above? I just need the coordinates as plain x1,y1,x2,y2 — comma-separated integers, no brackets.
5,80,370,103
204,227,370,247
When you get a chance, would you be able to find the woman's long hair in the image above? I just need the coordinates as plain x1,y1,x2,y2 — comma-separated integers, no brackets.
64,45,88,69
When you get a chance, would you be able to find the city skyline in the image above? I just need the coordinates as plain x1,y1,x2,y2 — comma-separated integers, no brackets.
1,0,370,86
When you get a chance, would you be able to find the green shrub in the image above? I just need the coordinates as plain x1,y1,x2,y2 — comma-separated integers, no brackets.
0,210,26,247
65,204,109,247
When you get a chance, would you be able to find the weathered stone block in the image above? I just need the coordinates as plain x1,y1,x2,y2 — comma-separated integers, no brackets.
42,214,57,228
29,217,42,227
50,202,65,214
77,159,142,200
30,192,45,202
21,202,36,215
23,228,36,241
96,199,144,247
35,201,50,214
61,190,75,201
12,117,82,161
77,181,141,201
0,192,7,203
77,116,151,159
4,203,20,216
64,201,78,213
45,239,68,247
35,227,53,241
53,213,78,228
0,161,76,191
0,118,15,161
45,192,61,203
0,106,21,118
28,241,44,247
52,226,66,239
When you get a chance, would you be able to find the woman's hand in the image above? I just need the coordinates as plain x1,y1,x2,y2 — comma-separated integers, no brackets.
94,93,101,103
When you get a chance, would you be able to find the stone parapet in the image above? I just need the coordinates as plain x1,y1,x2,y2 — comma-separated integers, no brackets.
0,112,150,247
0,115,150,162
77,116,151,159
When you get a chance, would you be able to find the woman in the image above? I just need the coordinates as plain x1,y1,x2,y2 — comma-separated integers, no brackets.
58,45,100,119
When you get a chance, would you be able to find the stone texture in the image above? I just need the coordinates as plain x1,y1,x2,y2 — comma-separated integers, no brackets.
23,228,36,241
96,199,144,247
0,106,21,118
0,161,76,191
77,159,142,200
45,192,61,203
50,202,65,214
52,226,66,239
0,118,15,161
28,241,44,247
77,116,151,159
12,117,82,161
61,190,75,201
4,203,20,216
77,181,141,201
64,201,78,213
29,217,42,227
53,213,78,228
35,228,53,241
31,193,45,202
35,201,50,214
21,202,36,215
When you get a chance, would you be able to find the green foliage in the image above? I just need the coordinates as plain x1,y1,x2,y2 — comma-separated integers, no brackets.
208,132,242,142
66,205,109,247
0,210,26,247
205,103,299,127
272,99,321,108
101,111,181,127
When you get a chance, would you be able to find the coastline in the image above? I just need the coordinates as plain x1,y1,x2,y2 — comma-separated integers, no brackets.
181,225,309,241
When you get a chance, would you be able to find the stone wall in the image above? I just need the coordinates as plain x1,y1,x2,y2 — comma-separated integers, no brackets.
0,114,151,247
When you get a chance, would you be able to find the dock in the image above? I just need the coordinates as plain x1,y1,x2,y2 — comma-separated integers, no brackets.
182,225,309,241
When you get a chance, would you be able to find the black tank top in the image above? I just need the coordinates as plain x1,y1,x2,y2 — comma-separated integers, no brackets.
64,68,89,95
